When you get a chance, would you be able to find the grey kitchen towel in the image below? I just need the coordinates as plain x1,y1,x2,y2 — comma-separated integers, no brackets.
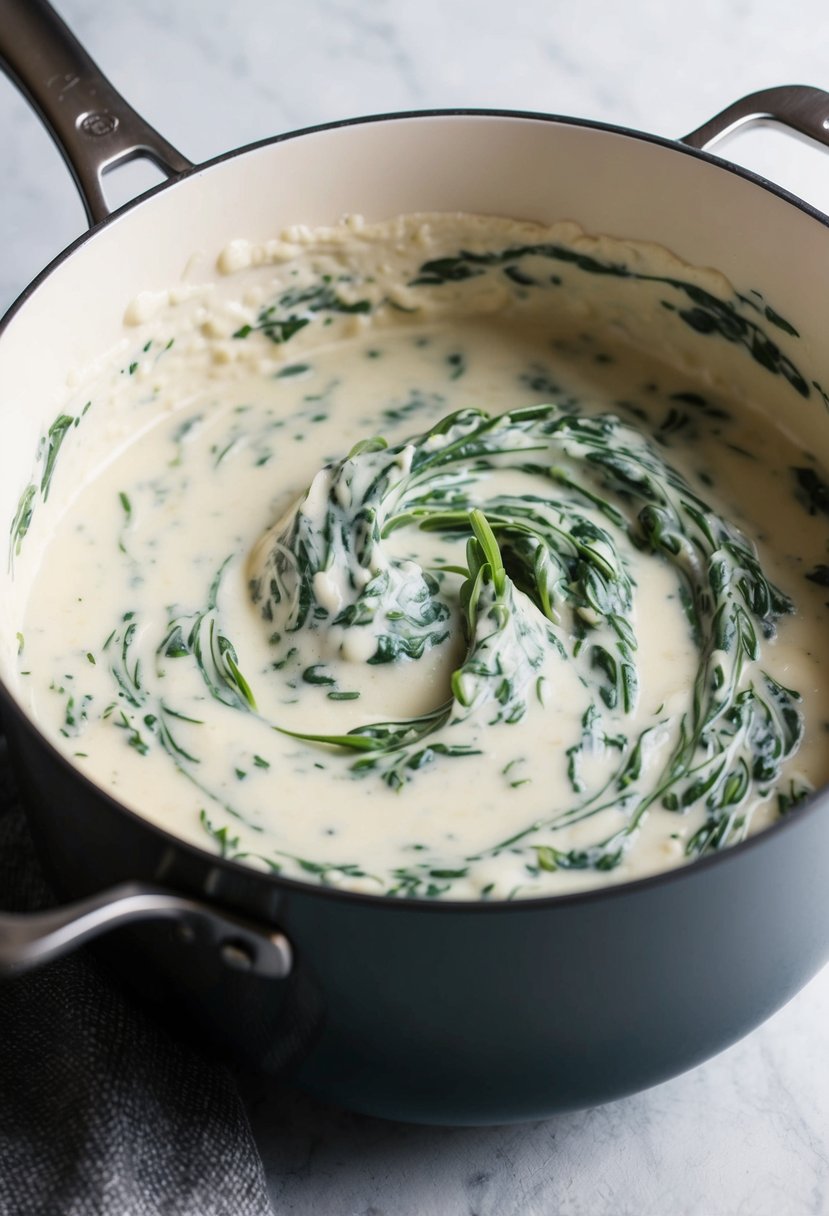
0,734,274,1216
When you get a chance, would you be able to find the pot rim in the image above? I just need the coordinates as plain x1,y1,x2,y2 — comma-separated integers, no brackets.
2,104,827,916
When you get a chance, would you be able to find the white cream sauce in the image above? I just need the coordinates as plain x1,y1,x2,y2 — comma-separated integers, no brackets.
13,214,829,899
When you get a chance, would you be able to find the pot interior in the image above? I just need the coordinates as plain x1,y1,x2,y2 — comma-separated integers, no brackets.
1,112,827,885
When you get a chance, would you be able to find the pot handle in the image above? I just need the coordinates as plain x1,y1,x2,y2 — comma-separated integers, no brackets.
0,0,193,226
0,882,293,979
682,84,829,153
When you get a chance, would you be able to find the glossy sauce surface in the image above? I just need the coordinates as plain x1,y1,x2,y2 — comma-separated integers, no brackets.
14,215,829,898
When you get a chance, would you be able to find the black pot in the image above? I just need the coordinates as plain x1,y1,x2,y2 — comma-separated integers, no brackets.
1,0,828,1124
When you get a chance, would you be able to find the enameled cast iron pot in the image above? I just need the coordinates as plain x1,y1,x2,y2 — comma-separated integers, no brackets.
0,0,828,1125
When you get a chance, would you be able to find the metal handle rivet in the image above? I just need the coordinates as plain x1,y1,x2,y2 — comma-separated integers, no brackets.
77,110,118,137
219,940,255,971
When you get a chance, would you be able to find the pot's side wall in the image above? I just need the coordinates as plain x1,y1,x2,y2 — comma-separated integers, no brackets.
6,695,829,1123
285,805,829,1124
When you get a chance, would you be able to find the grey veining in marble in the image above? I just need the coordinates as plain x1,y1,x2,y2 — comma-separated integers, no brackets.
1,1,829,1213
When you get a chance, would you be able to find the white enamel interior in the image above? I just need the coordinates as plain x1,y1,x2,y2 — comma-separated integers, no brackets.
1,112,828,725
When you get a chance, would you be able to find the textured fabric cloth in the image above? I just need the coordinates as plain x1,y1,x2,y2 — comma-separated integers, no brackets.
0,735,274,1216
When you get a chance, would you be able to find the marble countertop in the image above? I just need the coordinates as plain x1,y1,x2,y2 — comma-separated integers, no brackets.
1,1,828,1212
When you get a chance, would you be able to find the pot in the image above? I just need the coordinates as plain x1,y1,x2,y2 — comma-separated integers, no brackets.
0,0,828,1125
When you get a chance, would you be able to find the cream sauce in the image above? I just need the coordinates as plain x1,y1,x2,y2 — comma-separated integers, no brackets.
13,214,829,899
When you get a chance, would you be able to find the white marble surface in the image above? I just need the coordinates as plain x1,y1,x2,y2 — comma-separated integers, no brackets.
1,1,829,1212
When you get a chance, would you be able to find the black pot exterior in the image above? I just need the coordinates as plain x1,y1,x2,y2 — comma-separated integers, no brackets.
6,693,828,1124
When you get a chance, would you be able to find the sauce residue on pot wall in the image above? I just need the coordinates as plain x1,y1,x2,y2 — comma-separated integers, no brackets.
11,214,829,899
